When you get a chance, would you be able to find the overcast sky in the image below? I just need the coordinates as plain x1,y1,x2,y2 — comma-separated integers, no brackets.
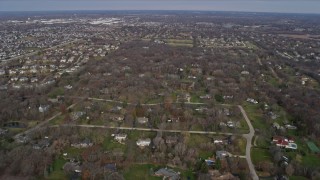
0,0,319,14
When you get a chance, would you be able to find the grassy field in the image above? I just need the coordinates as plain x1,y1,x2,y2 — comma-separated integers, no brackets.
289,176,309,180
47,156,68,180
102,137,127,152
123,164,162,180
64,147,84,158
49,115,65,125
255,136,270,148
301,154,320,167
48,87,64,98
251,148,272,164
242,103,266,130
236,138,247,155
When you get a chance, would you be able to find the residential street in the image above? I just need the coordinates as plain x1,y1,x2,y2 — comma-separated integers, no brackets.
14,103,76,139
238,105,259,180
15,99,259,179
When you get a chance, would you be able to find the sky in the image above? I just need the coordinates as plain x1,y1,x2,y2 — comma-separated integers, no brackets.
0,0,319,14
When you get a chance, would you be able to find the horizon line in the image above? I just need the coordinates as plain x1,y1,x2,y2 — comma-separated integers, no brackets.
0,9,319,15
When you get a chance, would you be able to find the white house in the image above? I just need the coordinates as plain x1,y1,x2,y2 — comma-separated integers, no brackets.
136,138,151,147
137,117,149,124
113,134,127,143
246,98,258,104
39,105,50,113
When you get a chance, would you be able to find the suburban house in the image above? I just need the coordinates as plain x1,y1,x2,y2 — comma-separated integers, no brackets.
111,115,124,122
63,162,81,173
214,139,224,144
39,105,50,113
137,117,149,124
71,111,86,121
216,151,229,159
113,133,127,143
32,137,51,150
241,70,250,75
272,136,297,149
200,94,211,99
154,168,180,180
71,139,93,148
227,121,235,128
165,136,178,145
136,138,151,147
208,170,237,180
272,122,281,130
246,98,258,104
15,135,30,143
285,124,297,130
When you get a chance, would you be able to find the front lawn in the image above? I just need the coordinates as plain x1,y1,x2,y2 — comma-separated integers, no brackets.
47,157,68,180
251,147,272,164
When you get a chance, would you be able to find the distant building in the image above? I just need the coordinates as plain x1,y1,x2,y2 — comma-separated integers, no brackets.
216,151,229,159
272,136,297,149
136,138,151,147
154,168,180,180
71,139,93,148
285,124,297,130
200,94,211,99
63,162,81,173
246,98,258,104
137,117,149,124
241,71,250,75
113,134,127,143
165,136,178,145
110,115,124,122
39,105,50,113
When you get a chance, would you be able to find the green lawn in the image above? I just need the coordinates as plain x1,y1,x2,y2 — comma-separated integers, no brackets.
127,130,156,141
49,115,65,125
102,138,127,152
255,136,270,148
242,103,267,130
123,164,162,180
64,147,84,157
267,76,280,87
186,134,210,148
48,87,65,98
47,157,68,180
237,138,247,155
251,148,272,164
301,154,320,167
191,94,202,103
289,176,309,180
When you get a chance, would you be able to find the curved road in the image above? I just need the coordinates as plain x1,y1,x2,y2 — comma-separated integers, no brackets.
238,105,259,180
